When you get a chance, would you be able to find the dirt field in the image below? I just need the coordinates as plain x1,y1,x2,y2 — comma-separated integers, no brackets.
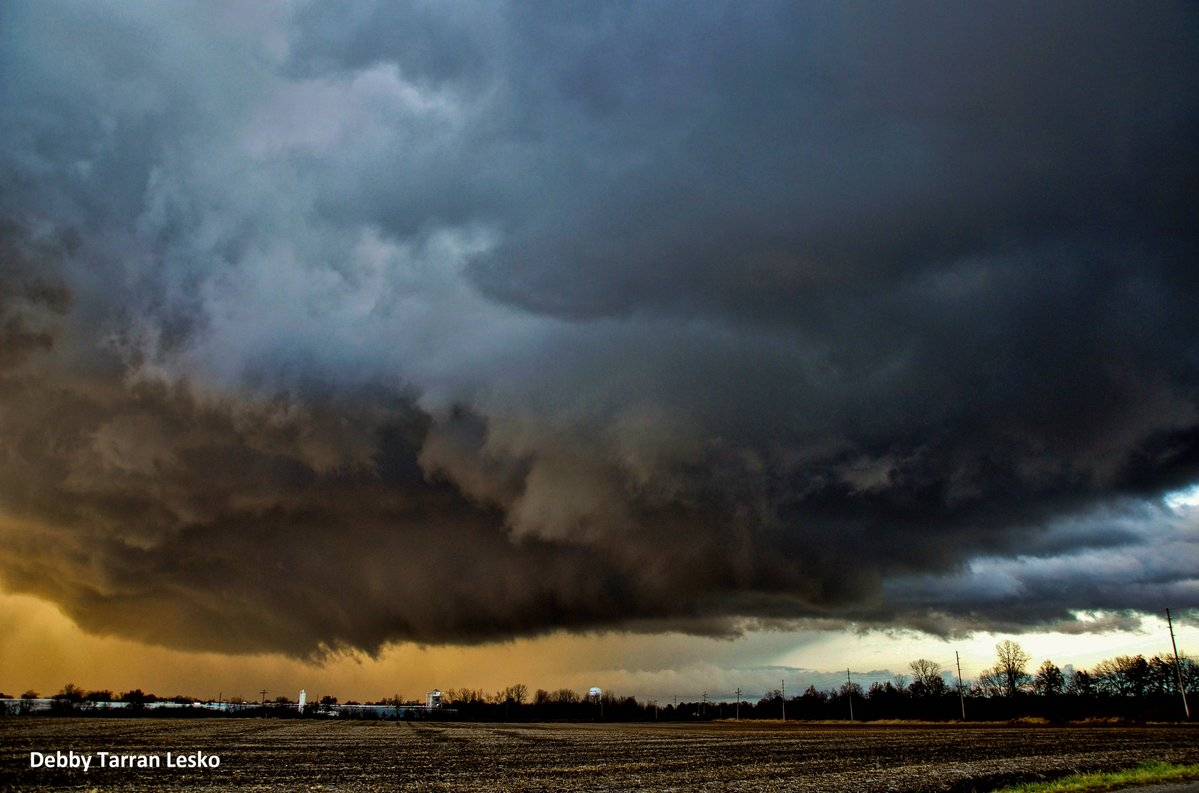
1,719,1196,792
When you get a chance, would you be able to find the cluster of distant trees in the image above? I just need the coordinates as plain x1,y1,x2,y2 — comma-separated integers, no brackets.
750,641,1194,723
294,641,1197,723
0,685,203,715
2,684,210,705
754,641,1196,723
4,640,1192,722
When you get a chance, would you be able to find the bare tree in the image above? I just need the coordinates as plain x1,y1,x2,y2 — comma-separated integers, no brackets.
1093,655,1151,697
908,659,946,696
974,666,1005,698
506,683,528,705
1033,660,1064,696
551,688,579,704
55,683,84,703
1066,669,1094,697
995,640,1031,697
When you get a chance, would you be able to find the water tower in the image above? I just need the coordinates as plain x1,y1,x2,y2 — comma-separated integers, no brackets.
588,687,603,720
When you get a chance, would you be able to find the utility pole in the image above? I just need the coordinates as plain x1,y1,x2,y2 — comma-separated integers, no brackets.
259,689,269,718
1166,608,1191,720
956,651,966,721
701,691,707,719
735,687,742,720
846,669,854,721
781,679,786,722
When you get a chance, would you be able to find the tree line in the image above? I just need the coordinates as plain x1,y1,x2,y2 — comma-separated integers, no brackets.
3,641,1192,722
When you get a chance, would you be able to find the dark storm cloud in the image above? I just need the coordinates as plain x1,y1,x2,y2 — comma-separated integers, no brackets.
0,1,1196,655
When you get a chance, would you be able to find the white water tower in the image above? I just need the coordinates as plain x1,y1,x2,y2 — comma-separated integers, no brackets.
298,690,307,712
588,687,604,719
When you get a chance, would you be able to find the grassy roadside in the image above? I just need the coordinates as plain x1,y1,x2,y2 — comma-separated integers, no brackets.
993,762,1199,792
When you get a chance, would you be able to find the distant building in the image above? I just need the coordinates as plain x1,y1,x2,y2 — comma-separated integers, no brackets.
426,689,443,708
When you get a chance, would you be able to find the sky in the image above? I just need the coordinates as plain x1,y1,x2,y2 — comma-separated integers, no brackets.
0,1,1197,701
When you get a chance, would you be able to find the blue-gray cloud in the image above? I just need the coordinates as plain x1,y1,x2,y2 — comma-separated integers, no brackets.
0,1,1196,654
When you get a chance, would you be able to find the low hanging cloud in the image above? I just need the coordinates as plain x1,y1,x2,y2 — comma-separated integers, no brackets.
0,1,1196,656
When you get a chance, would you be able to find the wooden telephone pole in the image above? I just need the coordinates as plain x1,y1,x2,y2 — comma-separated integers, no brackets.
734,688,742,720
846,669,854,721
1166,608,1191,720
781,679,786,721
956,651,966,721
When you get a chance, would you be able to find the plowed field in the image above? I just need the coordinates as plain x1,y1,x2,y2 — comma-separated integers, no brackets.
1,719,1196,791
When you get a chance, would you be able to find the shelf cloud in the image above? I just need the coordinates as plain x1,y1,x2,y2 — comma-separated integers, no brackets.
0,1,1196,655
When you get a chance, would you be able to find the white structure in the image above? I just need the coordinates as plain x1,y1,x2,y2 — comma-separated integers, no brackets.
426,689,442,708
588,687,603,700
298,689,307,712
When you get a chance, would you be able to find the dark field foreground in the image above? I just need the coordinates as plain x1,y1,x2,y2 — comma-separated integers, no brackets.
1,719,1196,792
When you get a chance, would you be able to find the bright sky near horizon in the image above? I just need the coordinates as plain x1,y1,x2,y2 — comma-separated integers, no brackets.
3,592,1194,703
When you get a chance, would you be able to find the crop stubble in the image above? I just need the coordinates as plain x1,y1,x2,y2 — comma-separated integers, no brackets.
1,719,1196,791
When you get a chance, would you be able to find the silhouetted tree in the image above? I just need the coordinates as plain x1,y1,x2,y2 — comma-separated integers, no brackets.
1033,661,1064,696
506,683,528,705
1094,655,1151,697
1148,655,1177,695
908,659,947,696
995,640,1031,697
552,688,580,704
974,667,1005,698
54,683,84,703
1066,670,1094,697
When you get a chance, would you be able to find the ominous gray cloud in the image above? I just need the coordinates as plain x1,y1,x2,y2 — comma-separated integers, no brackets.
0,0,1196,655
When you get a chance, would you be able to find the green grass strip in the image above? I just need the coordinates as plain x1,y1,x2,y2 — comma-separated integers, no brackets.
994,762,1199,793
